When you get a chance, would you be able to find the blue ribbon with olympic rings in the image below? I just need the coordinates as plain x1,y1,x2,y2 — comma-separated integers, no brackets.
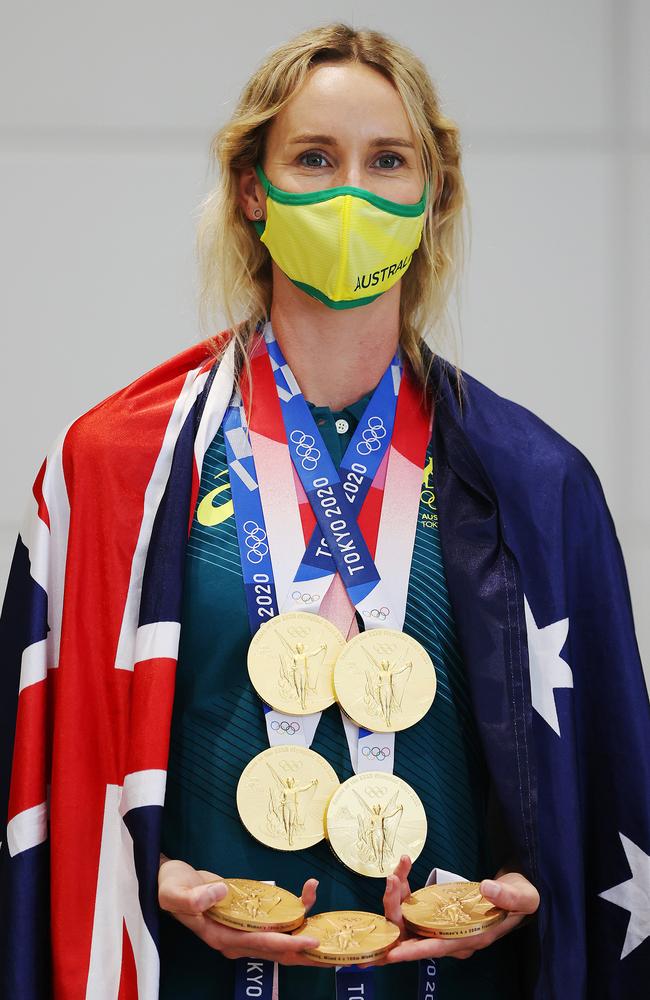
222,377,382,1000
222,386,280,634
222,387,321,748
262,326,401,608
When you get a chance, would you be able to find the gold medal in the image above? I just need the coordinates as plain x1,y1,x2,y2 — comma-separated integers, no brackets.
248,611,346,715
325,772,427,877
292,910,400,965
401,881,508,938
237,745,340,851
333,628,436,732
206,878,305,932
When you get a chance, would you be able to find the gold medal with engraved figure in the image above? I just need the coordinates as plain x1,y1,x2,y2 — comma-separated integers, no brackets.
248,611,346,715
401,881,508,938
325,772,427,877
237,745,340,851
333,627,437,732
206,877,305,932
292,910,400,964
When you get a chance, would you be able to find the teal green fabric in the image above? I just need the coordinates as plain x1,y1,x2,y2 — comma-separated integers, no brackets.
159,391,520,998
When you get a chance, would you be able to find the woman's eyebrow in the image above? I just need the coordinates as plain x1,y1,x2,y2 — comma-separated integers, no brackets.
288,133,415,149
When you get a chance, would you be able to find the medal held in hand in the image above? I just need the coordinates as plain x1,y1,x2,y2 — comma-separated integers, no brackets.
205,878,306,932
237,745,340,851
247,611,346,715
292,911,401,965
325,771,427,877
401,881,508,938
333,627,437,732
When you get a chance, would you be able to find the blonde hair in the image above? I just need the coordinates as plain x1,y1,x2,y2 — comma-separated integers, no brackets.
195,21,470,403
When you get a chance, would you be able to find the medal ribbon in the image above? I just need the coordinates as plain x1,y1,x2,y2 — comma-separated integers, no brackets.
251,323,432,773
222,323,432,1000
261,325,400,616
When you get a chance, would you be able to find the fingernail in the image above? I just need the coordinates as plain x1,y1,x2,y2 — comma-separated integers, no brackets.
481,880,501,899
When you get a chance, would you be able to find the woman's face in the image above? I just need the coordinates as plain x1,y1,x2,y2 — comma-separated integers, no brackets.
242,61,426,215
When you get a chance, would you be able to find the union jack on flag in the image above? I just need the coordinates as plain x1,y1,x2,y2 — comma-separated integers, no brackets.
1,332,649,998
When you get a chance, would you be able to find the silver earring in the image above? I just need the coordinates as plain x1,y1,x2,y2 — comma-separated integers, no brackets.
253,208,263,219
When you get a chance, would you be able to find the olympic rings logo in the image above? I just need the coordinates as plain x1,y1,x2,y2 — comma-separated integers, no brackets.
243,520,268,564
290,430,321,471
361,746,392,761
363,785,389,797
271,720,301,734
356,416,386,456
291,590,320,604
369,606,390,621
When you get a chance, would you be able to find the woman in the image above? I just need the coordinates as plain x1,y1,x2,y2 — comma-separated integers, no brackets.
1,22,648,1000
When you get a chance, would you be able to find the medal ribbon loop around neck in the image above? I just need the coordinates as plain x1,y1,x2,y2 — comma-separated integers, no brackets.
223,320,432,765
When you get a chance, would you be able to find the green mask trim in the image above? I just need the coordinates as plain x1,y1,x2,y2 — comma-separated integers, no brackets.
254,162,428,217
289,277,383,310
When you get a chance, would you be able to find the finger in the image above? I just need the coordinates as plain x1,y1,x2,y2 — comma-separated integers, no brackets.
393,855,413,902
301,878,319,913
382,874,404,927
161,877,228,915
242,930,321,954
392,854,412,882
479,874,540,915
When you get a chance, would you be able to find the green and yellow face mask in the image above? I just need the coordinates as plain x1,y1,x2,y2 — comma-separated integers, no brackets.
251,162,429,310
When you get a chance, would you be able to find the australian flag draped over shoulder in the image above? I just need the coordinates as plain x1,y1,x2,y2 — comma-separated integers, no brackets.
1,330,648,999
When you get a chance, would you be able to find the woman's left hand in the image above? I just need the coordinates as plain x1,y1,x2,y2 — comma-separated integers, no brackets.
359,856,540,966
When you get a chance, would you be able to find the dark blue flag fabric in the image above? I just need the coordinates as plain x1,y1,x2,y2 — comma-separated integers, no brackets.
429,345,650,998
0,331,648,998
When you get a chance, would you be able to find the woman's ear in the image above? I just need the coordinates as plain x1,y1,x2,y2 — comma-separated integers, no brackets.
238,166,266,222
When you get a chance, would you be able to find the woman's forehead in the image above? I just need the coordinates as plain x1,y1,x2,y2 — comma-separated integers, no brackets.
270,63,416,145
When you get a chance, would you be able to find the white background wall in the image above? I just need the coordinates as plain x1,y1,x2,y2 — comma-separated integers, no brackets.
1,2,647,680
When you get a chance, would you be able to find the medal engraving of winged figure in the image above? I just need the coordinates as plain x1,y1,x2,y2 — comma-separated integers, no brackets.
362,647,413,727
266,763,318,846
277,632,327,710
321,915,378,952
429,885,500,925
229,882,282,920
354,788,404,872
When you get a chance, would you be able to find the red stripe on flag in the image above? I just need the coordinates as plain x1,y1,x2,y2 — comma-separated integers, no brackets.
118,920,138,1000
32,458,50,529
46,341,211,994
125,658,177,775
7,679,49,822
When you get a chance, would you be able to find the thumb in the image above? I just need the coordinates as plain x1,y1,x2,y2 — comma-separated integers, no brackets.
382,875,404,927
161,876,228,916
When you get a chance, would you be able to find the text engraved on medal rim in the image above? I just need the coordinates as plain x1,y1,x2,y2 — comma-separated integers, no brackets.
401,882,508,938
207,878,305,931
292,911,400,964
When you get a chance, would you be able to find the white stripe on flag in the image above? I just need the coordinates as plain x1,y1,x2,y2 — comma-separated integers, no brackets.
193,337,236,473
7,801,48,857
19,420,72,673
119,769,167,816
18,638,48,693
86,780,161,999
133,621,181,665
114,366,209,672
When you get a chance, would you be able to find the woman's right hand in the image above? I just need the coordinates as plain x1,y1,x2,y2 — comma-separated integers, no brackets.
158,857,322,965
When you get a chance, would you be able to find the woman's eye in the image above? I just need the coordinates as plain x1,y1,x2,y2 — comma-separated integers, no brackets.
299,151,329,168
374,153,404,169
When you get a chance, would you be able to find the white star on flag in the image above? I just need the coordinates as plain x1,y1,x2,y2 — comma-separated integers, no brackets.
599,833,650,959
523,594,572,737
